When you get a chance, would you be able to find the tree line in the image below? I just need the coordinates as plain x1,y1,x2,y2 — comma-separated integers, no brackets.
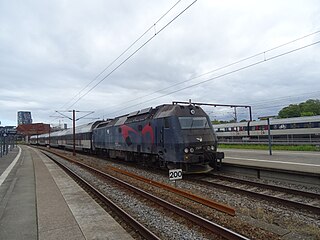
278,99,320,118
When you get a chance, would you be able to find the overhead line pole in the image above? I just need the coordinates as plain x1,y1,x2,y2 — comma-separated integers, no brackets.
54,110,94,156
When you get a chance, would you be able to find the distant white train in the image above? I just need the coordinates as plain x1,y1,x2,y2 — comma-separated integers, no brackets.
30,121,101,151
212,115,320,145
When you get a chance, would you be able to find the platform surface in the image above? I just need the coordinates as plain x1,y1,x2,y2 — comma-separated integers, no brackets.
223,148,320,174
0,145,133,240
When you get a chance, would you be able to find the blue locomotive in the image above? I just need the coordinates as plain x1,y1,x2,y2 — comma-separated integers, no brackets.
93,103,223,173
31,103,224,173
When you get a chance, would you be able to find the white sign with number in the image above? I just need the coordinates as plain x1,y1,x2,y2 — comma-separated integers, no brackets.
169,169,183,181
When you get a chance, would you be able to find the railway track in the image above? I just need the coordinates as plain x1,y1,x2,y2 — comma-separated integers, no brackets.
43,152,159,240
43,150,249,240
106,165,235,215
191,174,320,215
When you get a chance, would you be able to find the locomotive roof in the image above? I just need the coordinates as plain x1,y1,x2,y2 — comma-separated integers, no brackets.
153,104,205,118
32,121,104,138
94,104,208,129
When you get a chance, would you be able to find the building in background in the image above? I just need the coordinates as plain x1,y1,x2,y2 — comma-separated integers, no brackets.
17,111,32,125
16,123,50,142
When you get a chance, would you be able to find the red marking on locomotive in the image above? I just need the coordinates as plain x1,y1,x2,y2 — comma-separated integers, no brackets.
120,124,154,145
142,124,154,143
120,125,138,140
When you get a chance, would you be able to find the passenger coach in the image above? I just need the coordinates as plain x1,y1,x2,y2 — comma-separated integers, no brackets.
213,115,320,144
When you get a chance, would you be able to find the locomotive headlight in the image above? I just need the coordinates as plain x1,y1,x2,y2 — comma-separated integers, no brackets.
189,147,194,153
207,146,211,151
190,109,195,115
211,145,215,151
184,148,189,153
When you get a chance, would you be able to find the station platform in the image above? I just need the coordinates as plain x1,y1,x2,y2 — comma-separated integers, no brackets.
0,145,133,240
223,148,320,174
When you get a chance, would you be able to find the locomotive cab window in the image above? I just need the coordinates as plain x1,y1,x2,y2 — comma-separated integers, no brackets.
164,118,170,129
179,117,210,129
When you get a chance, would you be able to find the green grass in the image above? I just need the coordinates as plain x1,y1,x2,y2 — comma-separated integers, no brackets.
218,144,319,151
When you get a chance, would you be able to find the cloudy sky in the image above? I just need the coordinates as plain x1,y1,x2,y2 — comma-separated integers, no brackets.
1,0,320,127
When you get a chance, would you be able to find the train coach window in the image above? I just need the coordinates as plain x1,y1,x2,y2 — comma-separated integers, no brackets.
297,123,304,128
279,124,286,129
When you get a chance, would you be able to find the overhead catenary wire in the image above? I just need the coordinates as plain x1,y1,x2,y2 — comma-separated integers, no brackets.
246,90,320,107
60,0,183,109
64,0,198,110
97,29,320,113
50,0,194,126
100,39,320,118
208,95,320,121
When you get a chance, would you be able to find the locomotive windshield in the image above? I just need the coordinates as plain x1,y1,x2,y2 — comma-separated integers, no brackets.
179,117,210,129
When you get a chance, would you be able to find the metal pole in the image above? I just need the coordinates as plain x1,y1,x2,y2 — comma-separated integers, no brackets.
73,110,76,156
8,136,11,151
0,135,2,157
48,126,51,147
4,134,8,155
267,118,272,155
54,109,94,156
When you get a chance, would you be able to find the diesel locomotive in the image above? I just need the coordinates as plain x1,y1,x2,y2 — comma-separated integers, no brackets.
31,103,224,173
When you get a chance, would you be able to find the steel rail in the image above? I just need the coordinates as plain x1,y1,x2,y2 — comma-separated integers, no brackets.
43,152,161,240
193,177,320,215
107,165,236,216
44,147,235,215
43,149,249,240
209,174,320,199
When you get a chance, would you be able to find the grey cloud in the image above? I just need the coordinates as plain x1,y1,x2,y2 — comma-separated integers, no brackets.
1,0,320,126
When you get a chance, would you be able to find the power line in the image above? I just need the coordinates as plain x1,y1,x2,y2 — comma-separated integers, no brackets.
211,95,320,120
247,91,320,107
163,30,320,91
100,39,320,118
94,29,320,115
60,0,183,109
65,0,198,109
